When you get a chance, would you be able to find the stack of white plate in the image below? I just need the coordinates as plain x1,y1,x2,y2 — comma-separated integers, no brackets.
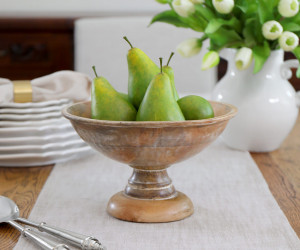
0,99,91,167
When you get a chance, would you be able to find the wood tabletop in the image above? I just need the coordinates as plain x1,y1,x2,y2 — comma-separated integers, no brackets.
0,115,299,249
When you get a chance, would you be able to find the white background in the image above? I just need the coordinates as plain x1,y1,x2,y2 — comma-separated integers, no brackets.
0,0,166,17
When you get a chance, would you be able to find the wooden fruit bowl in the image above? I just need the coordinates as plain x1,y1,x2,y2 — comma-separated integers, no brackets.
63,101,237,223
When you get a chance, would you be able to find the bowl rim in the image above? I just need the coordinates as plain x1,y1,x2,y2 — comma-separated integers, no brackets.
62,101,238,128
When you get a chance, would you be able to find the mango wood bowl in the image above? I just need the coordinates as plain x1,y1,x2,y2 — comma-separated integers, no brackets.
63,101,237,223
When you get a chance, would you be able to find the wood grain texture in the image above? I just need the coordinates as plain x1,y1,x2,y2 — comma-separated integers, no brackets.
0,165,53,250
107,191,194,223
252,114,300,237
63,101,237,222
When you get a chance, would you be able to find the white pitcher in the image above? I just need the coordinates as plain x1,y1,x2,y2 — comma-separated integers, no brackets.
212,48,300,152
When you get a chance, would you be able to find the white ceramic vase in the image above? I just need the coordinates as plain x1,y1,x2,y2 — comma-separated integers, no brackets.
212,48,300,152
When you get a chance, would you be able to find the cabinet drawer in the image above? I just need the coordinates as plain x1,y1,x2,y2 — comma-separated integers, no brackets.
0,18,74,80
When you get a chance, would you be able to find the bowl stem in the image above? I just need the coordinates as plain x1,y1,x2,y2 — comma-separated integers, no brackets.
125,168,176,200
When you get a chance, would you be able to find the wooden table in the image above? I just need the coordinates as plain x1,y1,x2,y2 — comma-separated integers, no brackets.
1,115,300,249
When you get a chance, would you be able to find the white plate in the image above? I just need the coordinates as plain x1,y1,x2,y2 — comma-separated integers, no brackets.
0,146,92,167
0,117,68,127
0,99,71,108
0,123,73,137
0,139,86,154
0,102,69,114
0,111,62,121
0,131,79,146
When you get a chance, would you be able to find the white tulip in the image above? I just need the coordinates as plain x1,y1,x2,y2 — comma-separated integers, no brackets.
278,0,299,17
176,38,202,57
212,0,234,14
235,47,253,70
172,0,195,17
262,20,283,40
279,31,299,51
201,51,220,70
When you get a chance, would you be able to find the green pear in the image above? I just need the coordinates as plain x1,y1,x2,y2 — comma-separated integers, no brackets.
177,95,214,120
136,58,185,121
162,52,179,101
124,36,160,109
91,66,137,121
118,92,130,102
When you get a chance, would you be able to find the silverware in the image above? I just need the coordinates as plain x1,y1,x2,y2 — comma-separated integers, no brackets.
16,218,104,250
0,196,105,250
0,196,69,250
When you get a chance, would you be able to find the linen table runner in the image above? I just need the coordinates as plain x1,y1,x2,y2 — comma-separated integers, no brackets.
14,140,300,250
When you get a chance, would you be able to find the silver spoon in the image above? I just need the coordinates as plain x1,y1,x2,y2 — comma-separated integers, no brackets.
0,196,105,250
0,196,69,250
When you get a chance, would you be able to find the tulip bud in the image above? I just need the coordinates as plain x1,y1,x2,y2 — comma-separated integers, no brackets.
201,51,220,70
262,20,283,40
279,31,299,51
235,47,253,70
212,0,234,14
278,0,299,17
172,0,195,17
176,38,202,57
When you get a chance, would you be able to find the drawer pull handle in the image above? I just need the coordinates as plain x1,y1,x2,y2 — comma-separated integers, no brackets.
10,43,47,62
0,50,8,57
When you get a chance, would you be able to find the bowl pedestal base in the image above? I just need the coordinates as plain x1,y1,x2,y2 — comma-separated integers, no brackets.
107,168,194,223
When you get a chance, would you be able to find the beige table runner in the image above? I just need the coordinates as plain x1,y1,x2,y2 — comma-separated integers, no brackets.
14,140,300,250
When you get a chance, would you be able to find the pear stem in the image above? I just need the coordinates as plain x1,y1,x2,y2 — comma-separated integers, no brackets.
166,52,175,66
92,66,99,78
123,36,133,49
159,57,163,74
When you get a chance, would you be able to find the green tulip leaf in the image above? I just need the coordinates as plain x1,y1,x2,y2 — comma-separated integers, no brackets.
235,0,257,14
155,0,172,4
205,17,241,34
207,26,243,50
186,15,207,32
242,18,258,47
204,0,214,9
243,16,264,45
256,0,276,24
292,46,300,78
149,10,190,29
252,41,271,74
280,20,300,32
194,4,215,21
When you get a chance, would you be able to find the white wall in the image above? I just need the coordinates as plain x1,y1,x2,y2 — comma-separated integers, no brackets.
0,0,166,17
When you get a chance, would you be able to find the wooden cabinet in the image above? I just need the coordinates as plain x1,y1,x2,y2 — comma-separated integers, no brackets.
0,18,74,80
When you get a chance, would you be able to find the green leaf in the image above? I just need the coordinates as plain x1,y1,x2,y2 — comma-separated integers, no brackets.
235,0,257,14
194,4,216,21
280,10,300,26
292,46,300,78
280,21,300,32
242,17,257,47
187,14,207,32
155,0,172,4
149,10,190,29
252,41,271,74
256,0,275,24
204,0,214,9
205,17,241,34
207,27,243,50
